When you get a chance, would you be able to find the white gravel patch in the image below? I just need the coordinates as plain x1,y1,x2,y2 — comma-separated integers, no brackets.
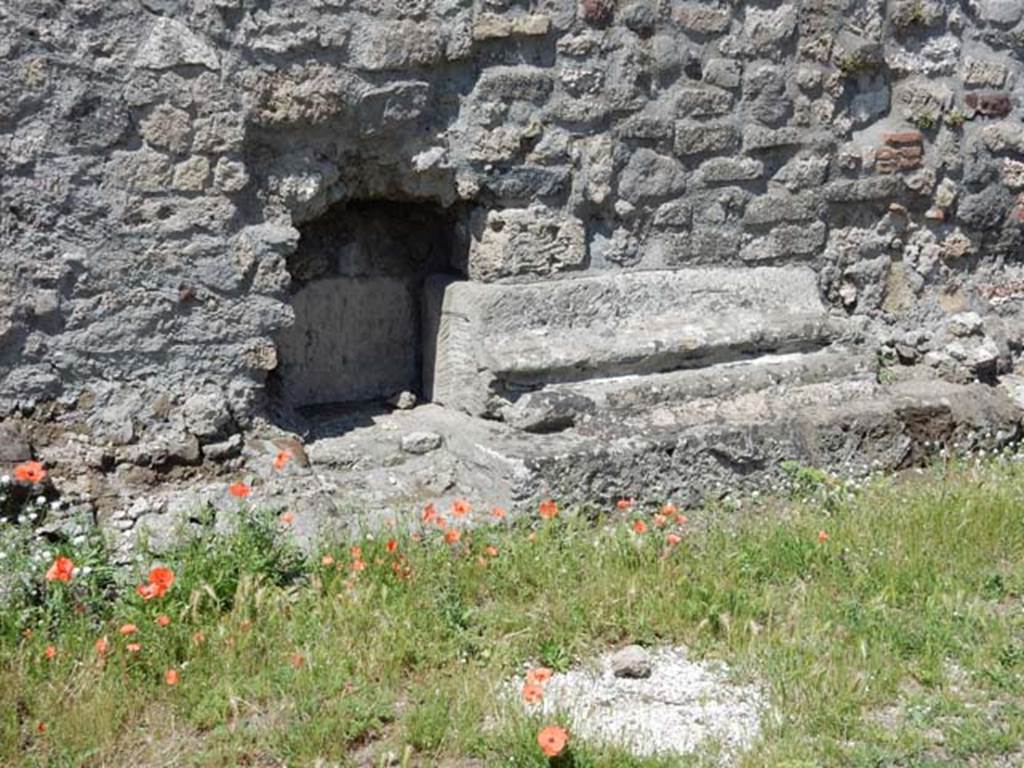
524,646,767,760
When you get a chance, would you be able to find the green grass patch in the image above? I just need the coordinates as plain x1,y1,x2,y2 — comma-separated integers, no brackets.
2,457,1023,766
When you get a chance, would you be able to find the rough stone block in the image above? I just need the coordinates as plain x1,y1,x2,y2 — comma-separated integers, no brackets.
139,103,191,154
963,57,1008,87
697,157,764,184
473,66,554,104
742,126,806,151
105,149,174,192
743,5,798,53
172,156,210,191
744,192,819,226
424,267,835,417
512,14,552,35
703,58,742,89
674,122,739,155
473,13,512,39
213,158,249,193
823,176,904,202
615,114,675,140
675,87,734,118
359,82,432,134
672,2,731,34
134,17,220,71
981,0,1023,25
349,20,443,70
465,207,586,282
618,149,687,202
741,222,828,262
481,166,571,205
1002,159,1024,190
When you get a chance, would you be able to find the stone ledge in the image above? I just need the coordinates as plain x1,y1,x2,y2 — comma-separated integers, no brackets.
424,267,840,417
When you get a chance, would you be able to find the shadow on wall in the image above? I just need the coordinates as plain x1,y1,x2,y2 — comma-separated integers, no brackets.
267,199,468,419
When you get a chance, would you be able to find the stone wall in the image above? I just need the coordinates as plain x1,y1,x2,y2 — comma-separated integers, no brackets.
2,0,1024,459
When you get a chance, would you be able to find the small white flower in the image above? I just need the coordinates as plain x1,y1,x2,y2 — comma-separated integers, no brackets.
28,513,37,522
50,500,62,511
80,566,92,576
0,475,9,484
35,496,46,506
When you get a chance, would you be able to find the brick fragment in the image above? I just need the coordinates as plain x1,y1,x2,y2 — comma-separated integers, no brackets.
965,92,1012,118
883,130,923,146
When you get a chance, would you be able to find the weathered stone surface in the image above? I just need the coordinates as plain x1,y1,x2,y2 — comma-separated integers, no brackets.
349,20,443,70
618,149,687,202
464,207,586,282
425,267,836,416
674,123,739,155
400,431,444,455
672,2,731,34
612,645,653,679
134,18,220,71
3,0,1024,554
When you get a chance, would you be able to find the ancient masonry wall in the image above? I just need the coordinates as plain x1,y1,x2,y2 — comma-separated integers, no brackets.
2,0,1024,462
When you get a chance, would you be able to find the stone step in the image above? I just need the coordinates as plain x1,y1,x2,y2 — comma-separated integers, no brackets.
424,266,845,418
279,373,1020,523
470,375,1023,510
502,348,877,432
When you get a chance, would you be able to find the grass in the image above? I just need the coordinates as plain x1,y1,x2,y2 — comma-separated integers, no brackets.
2,455,1024,767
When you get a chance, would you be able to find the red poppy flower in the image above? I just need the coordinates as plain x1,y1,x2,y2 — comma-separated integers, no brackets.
13,461,46,484
36,722,46,735
632,519,647,534
451,498,471,517
289,653,305,669
666,533,682,547
228,482,250,499
45,556,74,583
617,498,633,510
280,511,295,525
350,546,362,560
661,503,678,517
527,667,553,686
165,668,179,686
136,583,159,600
444,529,462,544
421,503,437,523
386,539,398,553
321,554,335,567
537,726,568,757
119,624,138,636
522,683,544,704
653,514,668,528
148,567,175,594
491,506,507,519
126,642,141,653
44,645,56,660
538,499,558,520
350,559,366,572
484,545,499,557
192,631,206,645
273,450,291,471
95,636,109,656
818,530,829,543
156,614,171,627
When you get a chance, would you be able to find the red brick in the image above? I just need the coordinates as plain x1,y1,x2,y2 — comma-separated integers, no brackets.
883,130,923,146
